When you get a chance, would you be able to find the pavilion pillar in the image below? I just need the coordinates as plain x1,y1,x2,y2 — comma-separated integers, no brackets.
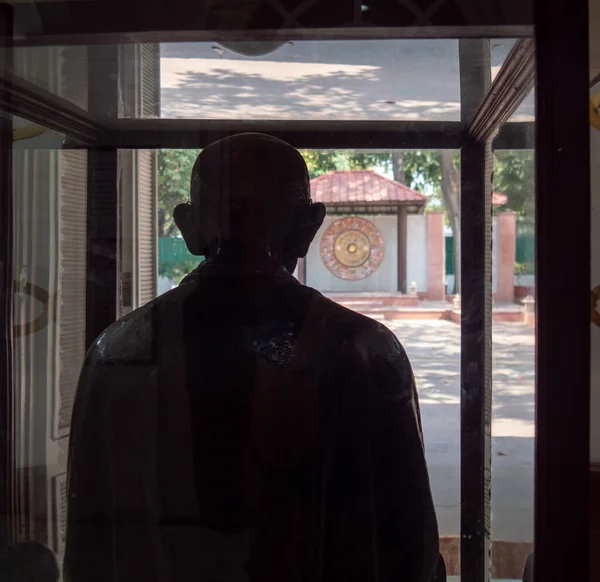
297,257,306,285
397,205,407,293
496,210,517,303
427,211,446,300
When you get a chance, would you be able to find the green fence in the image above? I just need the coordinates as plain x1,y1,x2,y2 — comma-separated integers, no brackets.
159,236,195,265
159,236,203,279
446,237,455,276
445,233,535,276
516,234,535,268
162,234,535,277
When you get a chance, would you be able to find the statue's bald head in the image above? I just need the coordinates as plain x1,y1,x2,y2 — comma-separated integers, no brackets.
174,133,326,271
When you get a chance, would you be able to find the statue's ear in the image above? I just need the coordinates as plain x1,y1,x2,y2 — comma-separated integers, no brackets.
173,203,207,256
285,202,326,260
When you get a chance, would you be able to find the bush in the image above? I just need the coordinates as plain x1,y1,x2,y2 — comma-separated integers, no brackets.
514,262,534,276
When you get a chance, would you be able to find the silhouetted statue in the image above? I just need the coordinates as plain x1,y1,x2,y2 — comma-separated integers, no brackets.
65,133,439,582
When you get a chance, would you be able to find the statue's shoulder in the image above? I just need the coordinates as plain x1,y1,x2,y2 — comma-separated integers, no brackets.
85,284,195,367
301,288,406,363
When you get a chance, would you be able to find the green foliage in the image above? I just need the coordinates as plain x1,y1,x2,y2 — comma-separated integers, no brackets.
301,150,391,179
158,148,535,234
301,150,342,178
300,149,447,208
493,150,535,222
158,149,201,236
403,151,442,193
158,148,454,227
514,261,535,276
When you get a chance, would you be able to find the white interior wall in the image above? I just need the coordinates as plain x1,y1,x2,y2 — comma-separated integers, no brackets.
407,214,428,292
306,214,398,293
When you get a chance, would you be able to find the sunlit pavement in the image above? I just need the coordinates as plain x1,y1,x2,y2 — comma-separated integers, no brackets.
159,40,535,122
385,320,535,544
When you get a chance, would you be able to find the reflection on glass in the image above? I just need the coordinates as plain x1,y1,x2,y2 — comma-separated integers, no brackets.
2,35,536,582
11,118,81,565
159,39,522,121
159,40,462,120
5,40,533,124
11,46,89,112
507,88,535,122
4,39,522,122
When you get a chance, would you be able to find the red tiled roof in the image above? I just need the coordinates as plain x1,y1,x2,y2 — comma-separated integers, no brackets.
310,170,427,206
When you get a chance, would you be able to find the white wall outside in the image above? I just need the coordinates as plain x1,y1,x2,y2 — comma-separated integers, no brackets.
407,214,428,293
306,214,398,293
492,216,499,294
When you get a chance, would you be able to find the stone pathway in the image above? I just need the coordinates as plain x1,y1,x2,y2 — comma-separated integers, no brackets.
383,320,535,544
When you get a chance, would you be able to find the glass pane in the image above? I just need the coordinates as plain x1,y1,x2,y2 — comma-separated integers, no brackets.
10,117,83,569
158,40,464,120
159,39,522,122
2,33,536,582
491,39,517,81
11,46,89,111
6,38,526,123
8,40,456,120
491,130,536,578
508,88,535,122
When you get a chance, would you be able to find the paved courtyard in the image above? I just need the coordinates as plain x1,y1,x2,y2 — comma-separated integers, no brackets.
384,320,535,543
160,39,535,122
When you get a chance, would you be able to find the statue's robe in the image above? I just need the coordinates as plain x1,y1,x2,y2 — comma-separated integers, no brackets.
65,260,438,582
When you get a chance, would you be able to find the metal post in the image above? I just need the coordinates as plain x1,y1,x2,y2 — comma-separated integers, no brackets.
458,39,492,582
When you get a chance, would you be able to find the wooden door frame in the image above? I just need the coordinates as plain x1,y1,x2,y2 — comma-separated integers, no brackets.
534,0,591,580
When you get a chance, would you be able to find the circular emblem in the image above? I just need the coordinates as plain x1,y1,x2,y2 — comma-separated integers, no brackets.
334,230,371,267
320,217,384,280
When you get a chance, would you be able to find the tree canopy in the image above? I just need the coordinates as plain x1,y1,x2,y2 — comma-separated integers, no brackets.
158,149,200,237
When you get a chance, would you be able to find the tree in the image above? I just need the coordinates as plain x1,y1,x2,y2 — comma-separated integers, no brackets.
493,150,535,226
158,149,201,237
301,150,391,179
403,151,443,203
391,151,405,184
404,150,461,291
157,149,201,282
440,151,461,292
